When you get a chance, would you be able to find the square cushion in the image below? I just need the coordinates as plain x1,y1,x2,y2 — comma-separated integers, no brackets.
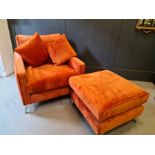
69,70,149,122
47,34,77,65
16,33,62,47
26,63,77,94
15,32,49,67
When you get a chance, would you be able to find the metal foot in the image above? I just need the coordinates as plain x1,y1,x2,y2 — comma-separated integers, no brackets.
25,106,29,113
133,119,137,123
70,99,74,105
24,103,38,113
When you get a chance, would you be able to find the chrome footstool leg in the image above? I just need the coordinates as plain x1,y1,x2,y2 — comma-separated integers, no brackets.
70,98,74,105
25,106,29,113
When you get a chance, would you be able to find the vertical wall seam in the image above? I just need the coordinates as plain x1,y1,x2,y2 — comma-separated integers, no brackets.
65,19,67,34
111,20,124,69
106,20,117,69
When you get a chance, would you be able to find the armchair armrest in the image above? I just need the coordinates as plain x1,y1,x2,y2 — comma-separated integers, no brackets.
14,52,30,105
69,57,85,74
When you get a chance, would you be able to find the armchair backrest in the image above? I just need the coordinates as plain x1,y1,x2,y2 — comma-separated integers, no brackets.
15,33,63,47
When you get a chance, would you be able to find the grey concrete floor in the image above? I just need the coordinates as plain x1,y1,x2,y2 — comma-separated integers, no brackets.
0,74,155,135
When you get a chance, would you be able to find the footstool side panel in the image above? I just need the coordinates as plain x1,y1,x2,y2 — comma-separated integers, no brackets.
99,105,144,134
71,91,100,134
99,94,148,122
71,91,144,135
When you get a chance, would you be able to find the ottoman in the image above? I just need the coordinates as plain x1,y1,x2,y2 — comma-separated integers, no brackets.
69,70,149,134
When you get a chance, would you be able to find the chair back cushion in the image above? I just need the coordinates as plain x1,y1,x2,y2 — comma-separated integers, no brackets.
16,33,62,47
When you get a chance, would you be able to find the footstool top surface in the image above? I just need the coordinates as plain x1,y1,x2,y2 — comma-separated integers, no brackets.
69,70,149,121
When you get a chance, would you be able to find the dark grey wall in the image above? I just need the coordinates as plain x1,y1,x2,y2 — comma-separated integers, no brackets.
8,19,155,82
8,19,66,47
113,20,155,82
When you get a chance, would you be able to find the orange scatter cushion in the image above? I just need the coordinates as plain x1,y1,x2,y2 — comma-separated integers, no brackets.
69,70,149,122
15,32,49,67
47,34,77,65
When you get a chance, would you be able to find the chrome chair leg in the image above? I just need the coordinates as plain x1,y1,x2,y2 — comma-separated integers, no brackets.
25,103,38,113
25,105,29,113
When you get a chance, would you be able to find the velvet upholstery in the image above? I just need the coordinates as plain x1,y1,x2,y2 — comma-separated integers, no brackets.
14,33,85,106
14,52,31,105
70,71,149,134
31,87,70,103
26,63,77,94
69,70,149,122
16,33,62,47
15,33,49,67
68,57,85,74
47,34,77,65
14,54,72,105
71,91,144,134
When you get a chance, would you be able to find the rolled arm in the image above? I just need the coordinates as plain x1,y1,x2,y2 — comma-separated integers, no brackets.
69,57,85,74
14,52,31,105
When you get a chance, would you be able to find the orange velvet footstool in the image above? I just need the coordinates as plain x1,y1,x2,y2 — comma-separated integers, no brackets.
69,70,149,134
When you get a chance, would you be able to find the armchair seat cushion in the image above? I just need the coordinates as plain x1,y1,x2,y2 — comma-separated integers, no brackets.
26,63,77,94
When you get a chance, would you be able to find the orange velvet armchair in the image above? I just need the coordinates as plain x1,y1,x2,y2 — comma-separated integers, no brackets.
14,34,85,111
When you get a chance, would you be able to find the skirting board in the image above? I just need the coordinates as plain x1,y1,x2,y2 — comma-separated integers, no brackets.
85,66,155,82
113,68,155,82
